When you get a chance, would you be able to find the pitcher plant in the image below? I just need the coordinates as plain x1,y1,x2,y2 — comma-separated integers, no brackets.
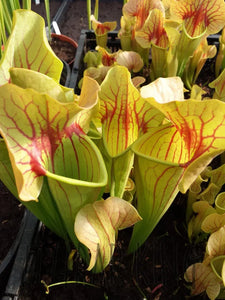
2,5,225,297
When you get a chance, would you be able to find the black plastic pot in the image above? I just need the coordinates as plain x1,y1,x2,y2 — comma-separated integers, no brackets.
0,209,27,298
69,30,120,94
69,30,221,94
60,60,71,87
2,212,38,300
208,34,220,46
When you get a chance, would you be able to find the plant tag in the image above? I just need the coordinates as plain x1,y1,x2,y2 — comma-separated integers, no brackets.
52,21,61,35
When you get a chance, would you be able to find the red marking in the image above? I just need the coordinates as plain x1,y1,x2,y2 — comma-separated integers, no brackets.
102,53,116,66
180,0,220,36
135,0,153,31
136,7,149,30
64,123,85,137
151,283,163,294
96,24,111,35
30,154,46,176
164,129,179,161
142,10,169,48
54,180,75,222
150,165,184,217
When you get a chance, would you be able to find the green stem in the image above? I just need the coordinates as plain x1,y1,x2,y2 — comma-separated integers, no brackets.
94,0,99,20
132,278,147,300
22,0,31,9
41,280,101,295
44,0,51,41
176,25,204,78
1,0,12,36
87,0,91,30
110,157,115,197
13,0,21,9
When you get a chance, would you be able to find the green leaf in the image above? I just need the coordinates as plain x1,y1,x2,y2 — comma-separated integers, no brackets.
0,139,68,239
122,0,165,33
188,201,215,240
98,140,134,198
170,0,225,37
135,9,169,79
0,138,18,197
75,197,141,272
91,15,117,48
98,66,164,157
129,125,184,252
183,39,216,89
0,10,62,85
147,99,225,194
210,255,225,281
207,226,225,258
185,263,221,299
210,68,225,101
202,213,225,233
97,65,164,196
215,192,225,214
10,68,73,103
170,0,225,77
46,133,108,246
128,99,225,252
0,83,82,201
0,81,107,248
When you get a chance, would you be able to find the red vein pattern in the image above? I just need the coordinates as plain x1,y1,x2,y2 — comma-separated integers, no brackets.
98,66,164,157
0,84,82,200
136,9,169,48
129,98,225,252
170,0,225,37
0,10,62,86
123,0,164,32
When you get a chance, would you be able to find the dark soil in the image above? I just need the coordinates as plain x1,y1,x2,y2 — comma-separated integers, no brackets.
60,0,123,42
0,181,24,263
50,35,77,64
32,0,123,43
31,1,62,24
18,193,207,300
0,181,25,297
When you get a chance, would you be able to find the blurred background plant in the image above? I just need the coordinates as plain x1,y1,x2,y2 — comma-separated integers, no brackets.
87,0,225,90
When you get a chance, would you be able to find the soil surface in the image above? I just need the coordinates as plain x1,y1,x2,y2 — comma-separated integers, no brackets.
59,0,123,42
50,35,77,64
0,181,25,297
19,195,206,300
0,182,24,263
0,188,24,263
32,0,123,43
